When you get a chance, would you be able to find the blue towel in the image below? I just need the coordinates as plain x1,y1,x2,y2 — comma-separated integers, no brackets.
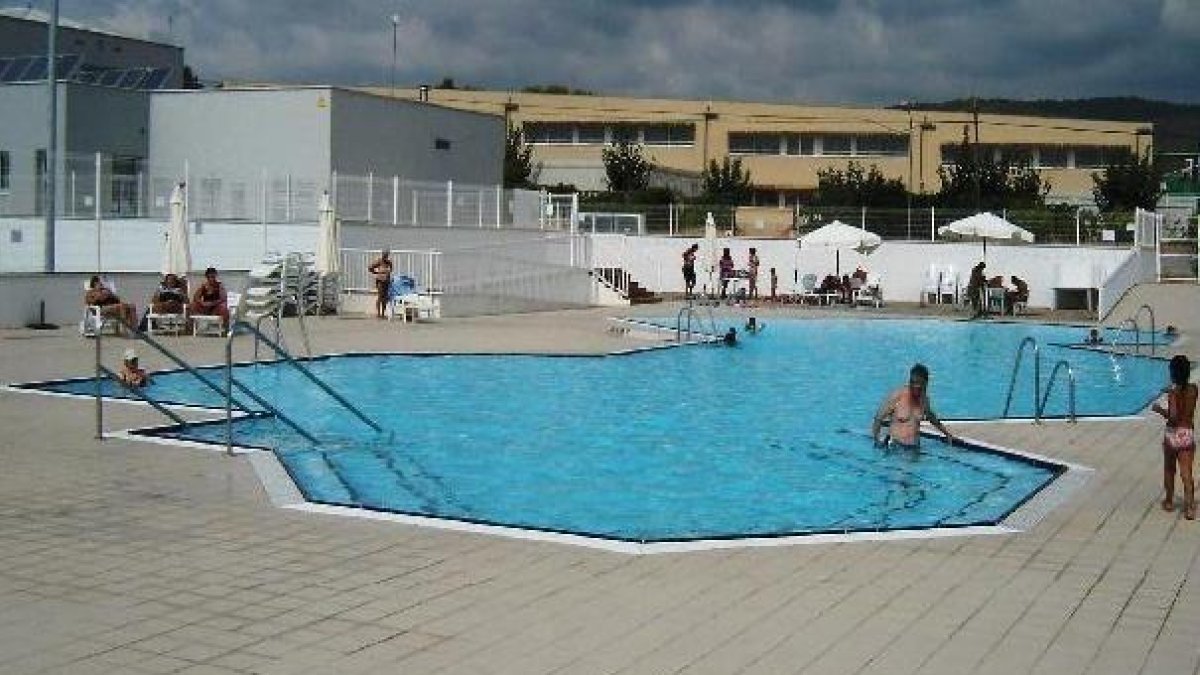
390,275,416,298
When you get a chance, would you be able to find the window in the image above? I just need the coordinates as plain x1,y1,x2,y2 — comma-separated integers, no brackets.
524,122,573,144
785,134,813,156
434,138,451,150
1074,146,1119,169
1036,146,1069,168
855,134,908,157
728,132,782,155
576,123,606,144
0,151,9,190
820,134,853,155
610,123,638,144
642,123,695,146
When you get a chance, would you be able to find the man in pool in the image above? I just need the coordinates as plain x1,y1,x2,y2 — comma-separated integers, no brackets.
871,363,956,449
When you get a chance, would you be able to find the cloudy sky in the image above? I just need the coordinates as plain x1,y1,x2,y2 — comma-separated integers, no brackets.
45,0,1200,105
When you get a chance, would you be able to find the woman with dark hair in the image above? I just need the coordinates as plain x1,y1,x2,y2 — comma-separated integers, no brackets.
681,243,699,298
718,248,734,299
1152,355,1196,519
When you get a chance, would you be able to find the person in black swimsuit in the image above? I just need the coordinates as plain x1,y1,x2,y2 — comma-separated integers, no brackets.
151,273,188,315
84,275,136,329
368,250,394,319
682,244,699,298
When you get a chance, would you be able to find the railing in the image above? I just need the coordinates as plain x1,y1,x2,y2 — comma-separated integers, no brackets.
1039,360,1077,422
1133,304,1156,356
340,248,443,294
1096,247,1148,321
675,302,718,342
1002,337,1040,420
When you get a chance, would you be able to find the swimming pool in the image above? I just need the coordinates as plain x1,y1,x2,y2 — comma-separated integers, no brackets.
24,318,1167,543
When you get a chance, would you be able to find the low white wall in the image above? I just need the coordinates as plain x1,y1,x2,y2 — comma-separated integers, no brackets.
0,217,317,274
589,234,1137,310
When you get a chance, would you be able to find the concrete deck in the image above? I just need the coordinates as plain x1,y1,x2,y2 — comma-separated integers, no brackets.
1,292,1198,674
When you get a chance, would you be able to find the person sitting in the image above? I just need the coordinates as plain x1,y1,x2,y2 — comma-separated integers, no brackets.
1006,276,1029,314
723,327,738,346
852,266,868,285
118,348,150,388
190,267,230,330
817,274,841,295
151,273,188,315
84,275,136,330
965,261,987,318
1084,328,1105,345
745,316,764,334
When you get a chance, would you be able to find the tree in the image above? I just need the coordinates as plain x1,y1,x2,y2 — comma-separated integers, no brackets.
602,139,651,193
814,162,908,207
181,65,201,89
701,157,752,205
1092,149,1164,212
936,131,1048,209
503,125,537,189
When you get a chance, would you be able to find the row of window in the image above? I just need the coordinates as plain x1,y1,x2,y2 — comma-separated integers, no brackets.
0,151,9,190
524,122,695,146
940,143,1127,169
728,132,908,157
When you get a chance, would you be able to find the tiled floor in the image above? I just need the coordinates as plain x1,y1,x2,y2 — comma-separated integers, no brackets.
1,296,1198,674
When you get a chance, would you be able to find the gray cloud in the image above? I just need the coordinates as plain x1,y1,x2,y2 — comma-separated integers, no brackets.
55,0,1200,104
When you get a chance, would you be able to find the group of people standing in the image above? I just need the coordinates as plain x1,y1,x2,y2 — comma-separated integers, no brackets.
682,245,771,302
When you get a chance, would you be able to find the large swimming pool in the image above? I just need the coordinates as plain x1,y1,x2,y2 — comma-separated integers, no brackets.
25,318,1167,543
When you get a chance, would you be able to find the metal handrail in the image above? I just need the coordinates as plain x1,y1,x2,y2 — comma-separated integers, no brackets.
234,321,383,434
98,365,189,426
1002,336,1040,419
1133,304,1156,355
1115,317,1142,355
675,301,720,342
1038,360,1077,422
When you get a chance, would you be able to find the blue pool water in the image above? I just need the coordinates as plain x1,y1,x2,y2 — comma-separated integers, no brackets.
30,318,1169,542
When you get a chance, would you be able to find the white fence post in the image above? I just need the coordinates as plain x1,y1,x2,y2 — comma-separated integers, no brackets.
495,186,502,229
366,171,374,223
930,206,935,242
446,180,453,227
285,174,292,222
392,175,399,225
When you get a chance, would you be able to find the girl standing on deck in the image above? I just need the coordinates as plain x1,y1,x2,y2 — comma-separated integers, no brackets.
1152,355,1197,519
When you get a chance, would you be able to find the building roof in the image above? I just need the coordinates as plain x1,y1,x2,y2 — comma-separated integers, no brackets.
0,6,178,48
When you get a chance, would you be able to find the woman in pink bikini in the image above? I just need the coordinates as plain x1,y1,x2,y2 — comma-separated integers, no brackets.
871,363,956,449
1152,355,1196,519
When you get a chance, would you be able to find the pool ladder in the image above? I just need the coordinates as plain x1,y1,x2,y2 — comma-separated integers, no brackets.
1002,336,1077,423
1109,304,1156,356
92,317,320,448
675,300,720,343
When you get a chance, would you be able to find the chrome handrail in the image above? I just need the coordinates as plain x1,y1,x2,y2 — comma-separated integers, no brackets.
676,305,696,342
1002,336,1040,419
235,321,383,434
1133,304,1156,355
1116,317,1141,355
1038,360,1077,422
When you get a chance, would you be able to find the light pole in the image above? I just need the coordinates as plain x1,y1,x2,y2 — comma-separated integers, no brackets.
903,101,914,239
390,14,400,97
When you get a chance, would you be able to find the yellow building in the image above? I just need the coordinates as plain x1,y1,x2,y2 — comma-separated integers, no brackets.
370,88,1151,207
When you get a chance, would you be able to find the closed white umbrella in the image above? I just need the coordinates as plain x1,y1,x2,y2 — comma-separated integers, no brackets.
161,182,191,277
798,220,882,275
703,211,719,296
315,190,340,276
937,211,1034,257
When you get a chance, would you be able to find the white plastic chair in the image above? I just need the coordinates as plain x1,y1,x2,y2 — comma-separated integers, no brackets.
854,273,884,308
79,278,122,337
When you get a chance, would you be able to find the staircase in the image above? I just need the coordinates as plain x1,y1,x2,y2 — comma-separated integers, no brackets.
594,267,662,305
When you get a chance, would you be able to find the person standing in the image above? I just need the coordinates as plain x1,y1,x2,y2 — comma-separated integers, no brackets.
747,247,761,300
966,261,987,318
1152,355,1196,519
871,363,956,449
368,250,394,319
718,248,734,299
681,243,699,298
769,267,778,302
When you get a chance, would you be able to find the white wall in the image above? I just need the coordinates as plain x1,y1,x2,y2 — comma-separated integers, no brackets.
589,234,1137,309
0,216,316,273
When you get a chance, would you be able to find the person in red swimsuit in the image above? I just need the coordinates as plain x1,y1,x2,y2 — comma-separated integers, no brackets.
1152,355,1196,519
190,267,230,330
871,363,957,449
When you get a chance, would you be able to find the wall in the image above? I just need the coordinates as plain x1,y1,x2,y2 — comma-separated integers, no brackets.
64,84,149,158
149,88,332,181
330,89,503,184
0,216,316,274
589,234,1136,310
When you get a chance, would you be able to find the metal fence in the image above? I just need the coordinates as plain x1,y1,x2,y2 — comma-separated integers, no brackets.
0,151,547,229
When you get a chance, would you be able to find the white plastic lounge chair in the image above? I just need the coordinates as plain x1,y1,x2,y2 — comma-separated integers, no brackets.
854,273,884,308
80,278,122,338
146,280,189,336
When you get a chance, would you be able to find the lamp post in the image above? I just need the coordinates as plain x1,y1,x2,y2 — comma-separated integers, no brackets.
903,101,914,239
390,14,400,97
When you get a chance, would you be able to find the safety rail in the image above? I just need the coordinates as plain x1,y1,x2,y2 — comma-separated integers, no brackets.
1002,337,1040,420
224,319,382,455
1038,360,1077,422
1113,318,1142,356
92,318,320,447
1132,304,1156,355
675,301,719,342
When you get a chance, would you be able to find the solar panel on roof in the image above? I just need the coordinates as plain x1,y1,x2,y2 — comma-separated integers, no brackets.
98,69,124,87
117,69,145,89
23,56,48,80
74,64,101,84
140,67,170,90
3,56,35,82
54,54,80,79
0,59,15,82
